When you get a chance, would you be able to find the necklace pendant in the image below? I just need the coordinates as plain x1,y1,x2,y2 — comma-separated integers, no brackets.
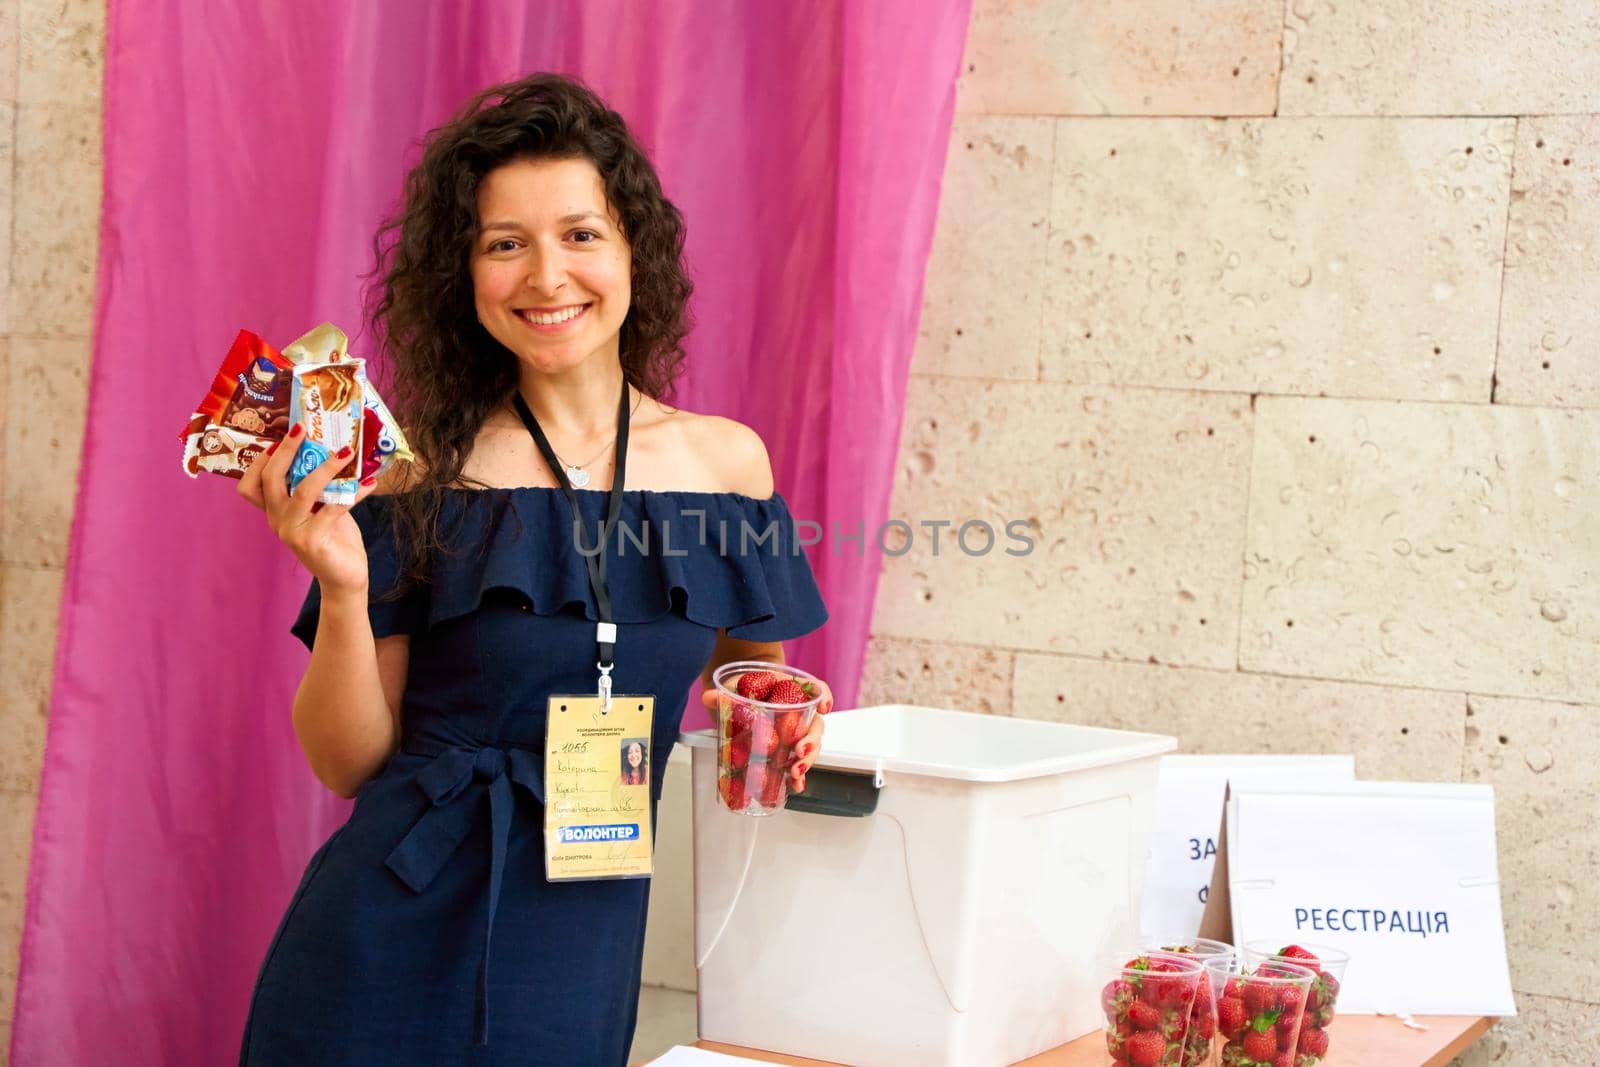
566,465,591,489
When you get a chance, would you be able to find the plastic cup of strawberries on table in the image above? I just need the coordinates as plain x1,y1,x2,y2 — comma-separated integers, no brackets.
1240,942,1348,1066
711,660,826,816
1101,951,1208,1066
1203,954,1318,1067
1138,938,1237,1066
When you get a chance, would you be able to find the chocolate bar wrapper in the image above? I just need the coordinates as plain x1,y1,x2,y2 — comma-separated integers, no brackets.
281,322,350,365
289,361,363,504
177,330,293,481
183,423,273,478
359,370,413,476
281,322,412,479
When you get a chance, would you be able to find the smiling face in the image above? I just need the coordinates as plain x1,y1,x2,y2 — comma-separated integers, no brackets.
470,156,632,377
626,742,644,769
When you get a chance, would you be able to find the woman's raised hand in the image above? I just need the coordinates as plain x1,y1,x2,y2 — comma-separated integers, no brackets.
237,424,381,596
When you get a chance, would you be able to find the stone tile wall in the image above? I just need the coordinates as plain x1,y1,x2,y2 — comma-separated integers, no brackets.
865,2,1599,1063
2,0,104,1058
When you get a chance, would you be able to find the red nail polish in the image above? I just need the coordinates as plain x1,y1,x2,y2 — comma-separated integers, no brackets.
337,445,353,459
265,442,279,456
360,475,377,486
289,424,303,438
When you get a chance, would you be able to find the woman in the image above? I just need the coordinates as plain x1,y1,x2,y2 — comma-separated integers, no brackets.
620,740,648,787
236,73,831,1065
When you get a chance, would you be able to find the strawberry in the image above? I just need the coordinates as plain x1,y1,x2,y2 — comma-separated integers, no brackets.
1105,1020,1134,1062
723,734,751,771
718,773,746,810
1297,1026,1330,1057
1273,1054,1293,1067
1277,1009,1300,1048
1277,944,1321,968
1102,979,1136,1021
1305,973,1340,1025
758,762,785,807
1125,1030,1166,1067
1277,985,1304,1017
1195,1003,1216,1040
735,670,782,700
775,709,805,747
750,714,781,759
1242,1028,1278,1062
728,701,756,736
1127,999,1162,1031
1141,960,1196,1011
1242,979,1277,1018
1224,977,1245,1000
766,678,809,705
1217,996,1248,1037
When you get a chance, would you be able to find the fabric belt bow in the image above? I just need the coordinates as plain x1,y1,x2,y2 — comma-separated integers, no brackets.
385,744,543,1046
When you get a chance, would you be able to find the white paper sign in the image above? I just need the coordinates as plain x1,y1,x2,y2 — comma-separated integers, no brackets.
1141,755,1355,941
1228,781,1517,1016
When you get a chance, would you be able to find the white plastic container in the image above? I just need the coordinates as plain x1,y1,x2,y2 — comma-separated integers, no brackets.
681,704,1177,1067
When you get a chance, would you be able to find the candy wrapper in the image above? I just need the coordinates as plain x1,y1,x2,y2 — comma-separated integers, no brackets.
290,361,363,504
179,324,412,502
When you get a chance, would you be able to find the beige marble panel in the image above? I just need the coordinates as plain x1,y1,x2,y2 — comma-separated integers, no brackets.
0,99,14,335
1280,0,1600,117
0,564,63,794
11,101,102,337
1241,397,1600,704
859,635,1015,715
1464,695,1600,1002
0,0,18,106
871,377,1250,668
1496,116,1600,409
0,338,8,540
0,787,40,1028
1457,992,1600,1065
19,0,104,105
1043,118,1513,401
1013,653,1466,781
957,0,1280,116
912,117,1052,381
1,337,91,566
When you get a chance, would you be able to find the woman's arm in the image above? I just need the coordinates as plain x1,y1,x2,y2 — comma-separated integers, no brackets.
292,596,410,799
699,631,786,689
240,443,418,800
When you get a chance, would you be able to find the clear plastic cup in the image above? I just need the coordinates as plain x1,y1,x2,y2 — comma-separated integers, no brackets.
1137,938,1236,1066
1242,941,1350,1066
711,660,825,817
1204,955,1317,1067
1099,951,1207,1067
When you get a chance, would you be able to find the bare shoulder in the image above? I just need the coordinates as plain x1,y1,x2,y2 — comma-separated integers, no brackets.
701,414,774,499
643,396,774,499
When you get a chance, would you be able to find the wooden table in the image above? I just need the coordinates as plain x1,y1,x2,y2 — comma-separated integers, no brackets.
682,1015,1493,1067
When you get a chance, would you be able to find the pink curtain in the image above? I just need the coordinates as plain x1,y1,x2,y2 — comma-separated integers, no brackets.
11,2,968,1063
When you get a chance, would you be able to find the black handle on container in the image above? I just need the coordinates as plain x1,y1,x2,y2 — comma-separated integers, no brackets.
784,767,880,817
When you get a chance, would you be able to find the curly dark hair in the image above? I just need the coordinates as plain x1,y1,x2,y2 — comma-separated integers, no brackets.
365,72,693,584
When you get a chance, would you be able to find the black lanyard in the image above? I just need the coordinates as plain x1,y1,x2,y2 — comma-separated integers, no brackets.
512,381,631,697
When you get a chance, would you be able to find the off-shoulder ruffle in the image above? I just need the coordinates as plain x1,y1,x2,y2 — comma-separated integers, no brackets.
291,488,828,649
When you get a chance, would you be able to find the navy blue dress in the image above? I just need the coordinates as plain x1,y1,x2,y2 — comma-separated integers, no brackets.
240,487,826,1066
